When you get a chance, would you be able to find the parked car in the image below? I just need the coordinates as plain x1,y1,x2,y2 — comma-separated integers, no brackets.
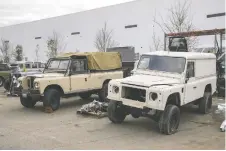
0,63,12,87
107,51,216,135
4,61,45,95
18,52,124,112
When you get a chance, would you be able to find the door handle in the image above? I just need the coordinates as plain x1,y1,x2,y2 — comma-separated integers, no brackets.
85,78,87,82
193,86,197,89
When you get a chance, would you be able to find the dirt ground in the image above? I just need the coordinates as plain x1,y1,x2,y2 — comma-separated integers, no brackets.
0,88,225,150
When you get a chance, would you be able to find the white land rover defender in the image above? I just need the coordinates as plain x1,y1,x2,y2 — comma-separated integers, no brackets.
107,51,216,135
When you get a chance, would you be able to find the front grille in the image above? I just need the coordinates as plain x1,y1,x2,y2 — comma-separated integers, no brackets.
121,86,146,102
27,77,35,89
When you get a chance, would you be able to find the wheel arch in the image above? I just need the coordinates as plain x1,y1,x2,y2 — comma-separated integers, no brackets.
44,84,64,96
166,92,181,107
204,84,212,93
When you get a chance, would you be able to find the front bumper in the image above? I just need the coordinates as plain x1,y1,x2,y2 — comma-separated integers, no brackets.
21,89,41,101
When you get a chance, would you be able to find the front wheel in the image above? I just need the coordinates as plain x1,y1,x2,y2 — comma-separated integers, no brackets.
20,96,36,108
107,100,127,124
43,89,61,111
4,79,10,91
158,105,180,135
0,77,5,87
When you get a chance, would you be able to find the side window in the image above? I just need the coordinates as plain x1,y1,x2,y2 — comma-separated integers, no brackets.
0,64,8,71
71,59,87,74
0,65,5,71
187,62,195,77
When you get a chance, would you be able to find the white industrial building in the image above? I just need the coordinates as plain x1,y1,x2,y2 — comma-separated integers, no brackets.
0,0,225,62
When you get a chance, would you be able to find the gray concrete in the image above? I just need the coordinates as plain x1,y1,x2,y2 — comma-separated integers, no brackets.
0,88,225,149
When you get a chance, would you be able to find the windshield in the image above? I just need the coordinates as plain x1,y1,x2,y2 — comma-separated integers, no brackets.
137,55,186,74
44,59,69,73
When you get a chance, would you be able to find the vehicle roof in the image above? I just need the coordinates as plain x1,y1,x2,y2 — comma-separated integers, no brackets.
143,51,216,59
56,51,122,70
56,51,120,58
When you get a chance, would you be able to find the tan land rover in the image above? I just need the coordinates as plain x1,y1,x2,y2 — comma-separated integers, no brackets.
18,52,123,111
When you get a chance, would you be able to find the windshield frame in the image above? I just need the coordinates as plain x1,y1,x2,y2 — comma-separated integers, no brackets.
137,54,186,74
43,57,71,74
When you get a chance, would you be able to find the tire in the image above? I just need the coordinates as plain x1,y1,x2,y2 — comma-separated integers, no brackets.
199,92,212,114
107,100,127,124
20,96,36,108
158,105,180,135
4,79,10,91
98,81,109,102
79,92,92,100
43,89,61,111
0,77,5,87
131,113,140,118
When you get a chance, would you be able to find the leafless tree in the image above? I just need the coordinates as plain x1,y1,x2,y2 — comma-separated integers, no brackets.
0,39,11,63
35,44,40,62
13,44,24,61
94,22,119,52
46,31,67,58
152,0,198,51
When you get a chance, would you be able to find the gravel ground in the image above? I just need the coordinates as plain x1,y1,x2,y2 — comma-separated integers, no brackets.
0,88,225,150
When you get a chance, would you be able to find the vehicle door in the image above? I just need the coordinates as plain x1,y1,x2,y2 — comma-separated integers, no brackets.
184,61,197,104
70,58,91,92
0,64,10,79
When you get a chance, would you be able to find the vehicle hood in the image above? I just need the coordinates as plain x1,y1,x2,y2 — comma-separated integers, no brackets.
119,75,181,87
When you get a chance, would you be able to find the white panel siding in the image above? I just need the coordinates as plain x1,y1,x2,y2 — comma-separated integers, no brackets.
0,0,225,62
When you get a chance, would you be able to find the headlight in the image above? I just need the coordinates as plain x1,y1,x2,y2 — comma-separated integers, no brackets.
112,85,119,94
34,82,39,89
149,92,158,101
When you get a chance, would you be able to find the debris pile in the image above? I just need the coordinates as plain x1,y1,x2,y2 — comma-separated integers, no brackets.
77,100,108,118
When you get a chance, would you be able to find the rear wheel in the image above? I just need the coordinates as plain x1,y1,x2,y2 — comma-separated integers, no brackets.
79,92,92,100
20,96,36,108
98,81,109,102
43,89,61,111
0,77,5,87
158,105,180,135
108,100,127,124
199,92,212,114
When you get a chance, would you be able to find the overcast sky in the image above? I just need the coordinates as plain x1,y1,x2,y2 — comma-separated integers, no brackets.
0,0,134,27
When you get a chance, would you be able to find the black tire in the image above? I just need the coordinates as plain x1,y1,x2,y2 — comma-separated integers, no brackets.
0,76,5,87
43,89,61,111
4,79,10,91
20,96,36,108
107,100,127,124
199,92,212,114
98,81,109,102
158,105,180,135
79,92,92,100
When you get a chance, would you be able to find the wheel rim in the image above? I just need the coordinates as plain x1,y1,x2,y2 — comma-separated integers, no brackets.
170,113,178,132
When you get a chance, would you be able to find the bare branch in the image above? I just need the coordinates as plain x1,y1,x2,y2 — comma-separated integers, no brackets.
0,39,12,63
152,0,198,51
46,31,67,58
94,22,119,52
